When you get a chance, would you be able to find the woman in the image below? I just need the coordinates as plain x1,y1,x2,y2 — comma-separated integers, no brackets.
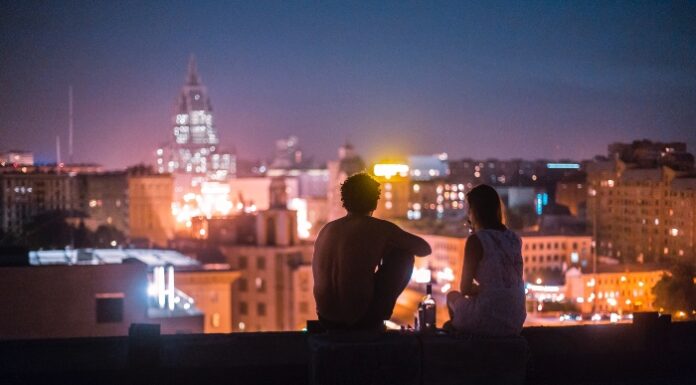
446,184,526,336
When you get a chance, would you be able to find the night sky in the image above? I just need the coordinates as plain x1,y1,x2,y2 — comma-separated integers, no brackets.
1,1,695,169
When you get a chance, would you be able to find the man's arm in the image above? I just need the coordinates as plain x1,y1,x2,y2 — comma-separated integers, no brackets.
385,221,432,257
460,234,482,295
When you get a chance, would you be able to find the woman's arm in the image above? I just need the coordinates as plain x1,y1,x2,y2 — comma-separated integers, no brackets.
460,233,483,295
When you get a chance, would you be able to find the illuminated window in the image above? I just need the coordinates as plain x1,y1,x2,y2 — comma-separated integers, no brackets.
211,313,221,328
255,278,266,293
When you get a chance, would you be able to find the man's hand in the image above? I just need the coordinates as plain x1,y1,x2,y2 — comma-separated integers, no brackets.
446,290,461,319
464,282,480,296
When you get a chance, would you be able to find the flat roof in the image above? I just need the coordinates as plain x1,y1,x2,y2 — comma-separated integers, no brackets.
28,248,201,269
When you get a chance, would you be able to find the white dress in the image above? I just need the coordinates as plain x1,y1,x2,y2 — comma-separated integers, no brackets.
451,229,527,336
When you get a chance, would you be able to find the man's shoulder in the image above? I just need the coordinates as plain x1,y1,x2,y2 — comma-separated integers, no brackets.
372,217,400,229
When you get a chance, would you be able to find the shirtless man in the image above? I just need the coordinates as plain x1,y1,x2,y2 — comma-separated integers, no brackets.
313,172,431,331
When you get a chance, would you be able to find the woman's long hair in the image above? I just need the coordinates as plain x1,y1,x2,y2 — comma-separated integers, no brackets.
466,184,506,229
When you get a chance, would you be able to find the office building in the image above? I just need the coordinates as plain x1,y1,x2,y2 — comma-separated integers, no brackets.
157,56,235,190
128,166,175,247
0,170,80,235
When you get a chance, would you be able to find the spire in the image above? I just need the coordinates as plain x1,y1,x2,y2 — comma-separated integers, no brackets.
186,54,201,86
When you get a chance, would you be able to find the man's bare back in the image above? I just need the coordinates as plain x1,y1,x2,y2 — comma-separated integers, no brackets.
313,213,431,326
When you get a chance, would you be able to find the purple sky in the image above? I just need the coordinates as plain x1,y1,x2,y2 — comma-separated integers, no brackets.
1,1,695,169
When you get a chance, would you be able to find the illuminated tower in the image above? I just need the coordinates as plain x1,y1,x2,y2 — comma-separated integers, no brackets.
157,56,235,183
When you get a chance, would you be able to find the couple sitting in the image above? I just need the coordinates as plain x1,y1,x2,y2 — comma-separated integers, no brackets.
312,173,526,335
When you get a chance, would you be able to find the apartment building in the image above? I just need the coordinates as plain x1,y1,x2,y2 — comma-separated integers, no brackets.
587,159,696,264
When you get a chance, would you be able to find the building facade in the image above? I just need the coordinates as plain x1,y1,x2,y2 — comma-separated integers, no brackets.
128,167,175,247
221,243,314,332
0,249,207,340
327,143,365,221
0,171,80,235
521,234,592,283
78,171,129,233
556,171,588,217
371,162,411,220
565,265,667,314
587,159,696,264
175,267,240,334
215,187,315,332
0,150,34,166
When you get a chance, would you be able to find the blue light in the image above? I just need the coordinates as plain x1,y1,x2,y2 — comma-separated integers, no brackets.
546,163,580,169
542,193,548,205
536,194,543,215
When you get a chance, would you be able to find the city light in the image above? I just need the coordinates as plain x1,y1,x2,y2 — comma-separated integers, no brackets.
289,198,312,239
412,267,432,283
436,267,455,282
546,163,580,169
373,163,409,179
440,283,451,293
1,4,693,341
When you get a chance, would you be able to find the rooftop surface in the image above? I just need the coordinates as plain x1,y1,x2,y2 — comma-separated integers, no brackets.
28,248,201,269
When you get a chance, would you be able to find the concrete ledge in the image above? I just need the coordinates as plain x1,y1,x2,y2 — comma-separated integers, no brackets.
421,334,528,385
309,332,421,385
1,321,695,385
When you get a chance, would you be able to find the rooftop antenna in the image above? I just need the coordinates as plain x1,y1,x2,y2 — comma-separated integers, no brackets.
56,135,61,165
68,85,74,164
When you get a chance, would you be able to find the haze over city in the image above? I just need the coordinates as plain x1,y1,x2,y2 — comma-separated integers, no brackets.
2,1,695,168
2,2,696,384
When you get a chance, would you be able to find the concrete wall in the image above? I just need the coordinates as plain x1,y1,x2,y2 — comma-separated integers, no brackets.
1,320,694,384
0,261,149,339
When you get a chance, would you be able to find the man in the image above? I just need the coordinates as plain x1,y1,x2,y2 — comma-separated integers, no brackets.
313,172,431,331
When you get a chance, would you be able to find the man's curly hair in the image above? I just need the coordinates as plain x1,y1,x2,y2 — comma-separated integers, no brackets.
340,172,381,214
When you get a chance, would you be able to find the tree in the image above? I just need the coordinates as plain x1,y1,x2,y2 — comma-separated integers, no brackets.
652,263,696,317
93,225,126,248
74,220,92,248
23,211,76,249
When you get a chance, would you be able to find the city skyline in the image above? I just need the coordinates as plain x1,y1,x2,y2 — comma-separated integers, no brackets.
2,1,695,169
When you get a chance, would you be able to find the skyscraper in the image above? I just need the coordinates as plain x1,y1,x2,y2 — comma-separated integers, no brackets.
157,56,235,187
